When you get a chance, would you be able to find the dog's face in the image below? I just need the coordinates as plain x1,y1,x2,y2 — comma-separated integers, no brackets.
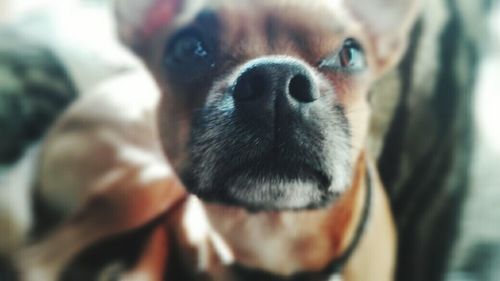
116,0,420,211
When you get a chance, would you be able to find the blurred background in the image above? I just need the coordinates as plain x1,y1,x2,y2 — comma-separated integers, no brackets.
0,0,499,280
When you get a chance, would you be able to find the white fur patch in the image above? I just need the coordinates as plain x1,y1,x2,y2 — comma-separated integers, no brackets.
183,198,211,245
183,197,235,269
228,180,324,209
209,229,235,265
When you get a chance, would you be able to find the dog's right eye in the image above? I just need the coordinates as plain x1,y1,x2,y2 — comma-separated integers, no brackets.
170,34,208,63
164,29,214,79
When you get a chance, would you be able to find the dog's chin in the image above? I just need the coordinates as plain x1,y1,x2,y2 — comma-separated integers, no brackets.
226,177,341,211
182,147,353,211
185,172,343,212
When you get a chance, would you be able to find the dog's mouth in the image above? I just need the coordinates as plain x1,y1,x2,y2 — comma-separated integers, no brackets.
177,57,353,211
219,157,332,191
183,118,351,211
188,152,338,211
225,168,335,211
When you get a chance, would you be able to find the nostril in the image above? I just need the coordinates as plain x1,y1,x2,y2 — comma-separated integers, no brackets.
233,70,268,102
288,74,316,103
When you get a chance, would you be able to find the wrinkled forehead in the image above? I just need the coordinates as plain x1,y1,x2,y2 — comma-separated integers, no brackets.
217,1,349,35
208,0,349,24
145,0,356,40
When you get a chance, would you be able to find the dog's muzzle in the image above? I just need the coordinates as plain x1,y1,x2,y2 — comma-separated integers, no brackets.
186,56,352,211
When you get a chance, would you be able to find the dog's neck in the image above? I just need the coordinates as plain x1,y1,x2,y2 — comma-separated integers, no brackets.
175,153,371,277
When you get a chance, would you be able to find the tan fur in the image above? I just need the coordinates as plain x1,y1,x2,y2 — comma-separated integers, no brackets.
17,0,424,280
124,2,409,279
164,154,396,280
342,160,396,281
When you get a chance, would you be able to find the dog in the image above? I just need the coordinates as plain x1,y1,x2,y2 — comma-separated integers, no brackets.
15,0,423,280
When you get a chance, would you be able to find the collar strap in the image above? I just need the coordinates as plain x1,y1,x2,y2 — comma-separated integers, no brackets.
231,166,374,281
318,163,373,276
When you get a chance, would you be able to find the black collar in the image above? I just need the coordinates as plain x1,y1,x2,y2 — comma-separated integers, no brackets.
230,167,374,281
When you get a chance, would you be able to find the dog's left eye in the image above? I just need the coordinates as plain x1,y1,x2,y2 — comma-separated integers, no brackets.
320,38,366,72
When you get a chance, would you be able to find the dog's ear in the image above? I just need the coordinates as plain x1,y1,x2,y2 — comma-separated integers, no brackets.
114,0,183,52
345,0,424,73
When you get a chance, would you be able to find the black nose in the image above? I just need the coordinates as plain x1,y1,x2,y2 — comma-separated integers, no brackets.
232,59,319,108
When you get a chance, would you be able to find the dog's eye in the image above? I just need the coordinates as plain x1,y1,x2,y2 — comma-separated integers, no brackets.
164,29,215,81
167,31,209,64
320,38,366,72
339,39,365,69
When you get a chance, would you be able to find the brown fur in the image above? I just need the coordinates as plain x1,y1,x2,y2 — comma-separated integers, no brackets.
17,0,423,280
164,154,390,278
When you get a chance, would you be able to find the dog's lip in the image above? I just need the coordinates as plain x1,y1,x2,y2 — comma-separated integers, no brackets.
215,154,332,191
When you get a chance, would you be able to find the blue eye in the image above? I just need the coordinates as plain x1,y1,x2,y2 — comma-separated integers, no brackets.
320,38,366,72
